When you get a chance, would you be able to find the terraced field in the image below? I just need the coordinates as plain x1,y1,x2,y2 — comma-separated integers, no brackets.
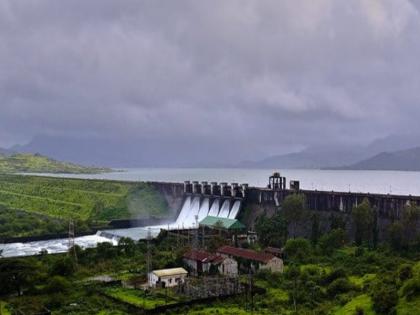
0,174,169,237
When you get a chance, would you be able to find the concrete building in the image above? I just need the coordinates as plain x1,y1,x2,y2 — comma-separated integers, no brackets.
217,246,284,273
183,249,238,276
148,267,188,288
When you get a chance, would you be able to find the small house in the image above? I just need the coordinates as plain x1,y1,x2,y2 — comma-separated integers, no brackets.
148,267,188,288
264,247,283,258
217,246,284,273
183,249,238,276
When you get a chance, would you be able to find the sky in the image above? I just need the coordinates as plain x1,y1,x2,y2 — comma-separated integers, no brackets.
1,0,420,165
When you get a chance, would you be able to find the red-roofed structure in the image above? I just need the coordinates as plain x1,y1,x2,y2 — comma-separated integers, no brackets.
183,249,238,276
217,246,284,273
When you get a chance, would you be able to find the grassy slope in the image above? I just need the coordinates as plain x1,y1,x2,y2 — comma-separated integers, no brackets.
0,153,110,174
0,175,169,237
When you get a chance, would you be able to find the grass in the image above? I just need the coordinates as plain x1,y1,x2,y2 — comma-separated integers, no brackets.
396,296,420,315
348,273,376,288
0,153,110,174
103,287,178,310
0,301,11,315
0,174,170,238
187,306,258,315
0,175,168,221
333,294,375,315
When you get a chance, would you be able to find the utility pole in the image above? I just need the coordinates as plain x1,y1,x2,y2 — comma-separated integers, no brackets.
68,219,77,263
146,227,152,287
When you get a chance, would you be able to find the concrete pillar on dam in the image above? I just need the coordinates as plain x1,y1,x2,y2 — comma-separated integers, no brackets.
231,183,239,197
201,181,211,195
220,182,228,196
184,181,192,194
211,182,221,195
241,184,248,198
192,181,201,194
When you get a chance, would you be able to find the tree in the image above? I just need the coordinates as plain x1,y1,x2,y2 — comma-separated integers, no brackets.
401,205,420,245
371,282,398,314
388,221,404,251
284,238,311,262
0,259,39,296
50,256,76,276
310,213,320,245
285,264,300,312
282,194,307,238
352,199,374,246
118,237,136,256
255,212,288,247
318,228,345,254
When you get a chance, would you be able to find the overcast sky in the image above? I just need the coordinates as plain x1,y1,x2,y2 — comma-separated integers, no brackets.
1,0,420,163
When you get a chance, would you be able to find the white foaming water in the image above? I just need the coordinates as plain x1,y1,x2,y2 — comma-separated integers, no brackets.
197,197,210,222
218,199,231,218
208,199,220,216
0,233,117,258
228,200,241,219
174,196,191,228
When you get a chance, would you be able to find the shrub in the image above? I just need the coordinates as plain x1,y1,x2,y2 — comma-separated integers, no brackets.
327,278,352,297
322,267,347,285
371,282,398,314
44,276,71,293
318,228,345,254
284,238,311,262
397,264,413,281
401,277,420,300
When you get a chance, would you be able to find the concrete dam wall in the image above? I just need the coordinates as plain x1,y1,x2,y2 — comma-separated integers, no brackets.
148,173,420,240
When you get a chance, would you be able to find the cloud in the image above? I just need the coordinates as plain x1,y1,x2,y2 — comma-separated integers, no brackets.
1,0,420,162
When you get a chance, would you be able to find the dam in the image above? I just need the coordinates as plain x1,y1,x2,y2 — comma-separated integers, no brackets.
1,172,419,257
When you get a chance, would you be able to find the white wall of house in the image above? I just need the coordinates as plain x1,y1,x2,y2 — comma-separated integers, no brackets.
148,273,187,288
218,258,238,276
259,257,284,273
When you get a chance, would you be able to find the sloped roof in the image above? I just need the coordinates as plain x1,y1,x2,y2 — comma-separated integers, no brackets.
183,250,212,262
152,267,188,277
199,216,245,230
183,249,227,264
217,246,276,264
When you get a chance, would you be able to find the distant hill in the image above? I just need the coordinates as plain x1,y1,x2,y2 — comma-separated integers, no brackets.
0,153,111,174
334,147,420,171
238,146,370,169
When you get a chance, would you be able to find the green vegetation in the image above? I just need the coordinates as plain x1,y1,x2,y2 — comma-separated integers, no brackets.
0,188,419,314
0,174,169,238
0,153,111,174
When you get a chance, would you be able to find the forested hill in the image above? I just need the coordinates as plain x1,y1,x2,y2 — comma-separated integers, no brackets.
335,147,420,171
0,153,111,174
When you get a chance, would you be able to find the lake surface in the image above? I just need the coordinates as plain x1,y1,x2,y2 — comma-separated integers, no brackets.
27,168,420,195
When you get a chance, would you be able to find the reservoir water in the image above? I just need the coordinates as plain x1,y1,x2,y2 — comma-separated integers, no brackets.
24,168,420,195
2,168,420,257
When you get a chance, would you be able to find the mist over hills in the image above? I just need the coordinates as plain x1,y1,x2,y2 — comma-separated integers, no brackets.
335,147,420,171
8,133,420,171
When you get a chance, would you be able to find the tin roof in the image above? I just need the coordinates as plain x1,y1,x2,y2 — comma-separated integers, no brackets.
199,216,245,230
183,249,227,264
217,246,276,264
152,267,188,277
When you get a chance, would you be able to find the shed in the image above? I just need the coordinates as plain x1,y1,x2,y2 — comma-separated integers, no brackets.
199,216,245,231
148,267,188,288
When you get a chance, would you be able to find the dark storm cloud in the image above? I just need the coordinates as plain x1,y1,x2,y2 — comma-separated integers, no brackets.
1,0,420,162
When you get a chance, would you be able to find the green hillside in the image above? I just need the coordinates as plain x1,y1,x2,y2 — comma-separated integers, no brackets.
0,175,169,238
0,153,111,174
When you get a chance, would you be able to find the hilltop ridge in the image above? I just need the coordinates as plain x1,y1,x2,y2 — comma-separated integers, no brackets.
0,152,111,174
